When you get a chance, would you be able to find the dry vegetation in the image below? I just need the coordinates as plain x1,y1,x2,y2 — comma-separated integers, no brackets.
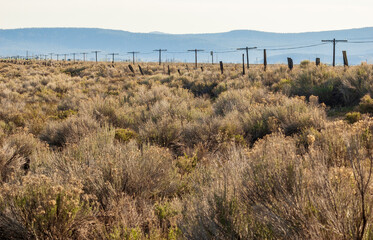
0,59,373,239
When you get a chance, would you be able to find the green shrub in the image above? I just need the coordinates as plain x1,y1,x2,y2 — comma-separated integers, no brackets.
300,60,310,68
345,112,361,124
114,128,136,143
359,94,373,113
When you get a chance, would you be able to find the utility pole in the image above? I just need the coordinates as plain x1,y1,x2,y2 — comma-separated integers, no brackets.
128,51,139,64
92,51,101,63
242,54,245,75
108,53,119,63
188,49,204,69
210,51,214,64
321,38,347,67
153,49,167,65
56,54,61,61
71,53,77,62
81,52,88,62
237,46,257,68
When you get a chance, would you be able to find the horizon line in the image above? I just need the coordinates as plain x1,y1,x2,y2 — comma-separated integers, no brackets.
0,26,373,35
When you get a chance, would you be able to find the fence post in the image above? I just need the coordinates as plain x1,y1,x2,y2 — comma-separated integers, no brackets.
287,57,293,70
138,65,144,75
264,49,267,71
220,61,224,74
128,65,135,74
342,51,348,67
316,58,321,66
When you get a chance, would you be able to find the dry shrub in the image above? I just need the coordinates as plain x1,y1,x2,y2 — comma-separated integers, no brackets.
55,128,181,237
304,121,373,239
2,62,373,239
0,175,97,240
39,115,99,147
215,92,326,144
0,133,38,183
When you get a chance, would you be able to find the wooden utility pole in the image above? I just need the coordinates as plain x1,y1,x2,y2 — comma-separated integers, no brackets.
188,49,204,69
242,54,245,75
263,49,267,71
71,53,77,62
153,49,167,65
81,52,88,62
128,52,139,65
237,46,257,68
321,38,347,67
210,51,214,64
108,53,119,63
92,51,101,63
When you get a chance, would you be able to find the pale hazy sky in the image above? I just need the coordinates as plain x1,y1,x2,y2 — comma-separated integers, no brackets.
1,0,372,34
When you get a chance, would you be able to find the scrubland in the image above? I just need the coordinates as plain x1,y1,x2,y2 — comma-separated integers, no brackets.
0,60,373,239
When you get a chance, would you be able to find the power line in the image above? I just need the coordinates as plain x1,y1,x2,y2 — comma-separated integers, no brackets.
348,40,373,44
257,43,328,51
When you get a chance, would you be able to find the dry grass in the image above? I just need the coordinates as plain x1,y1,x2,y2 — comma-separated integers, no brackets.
0,60,373,239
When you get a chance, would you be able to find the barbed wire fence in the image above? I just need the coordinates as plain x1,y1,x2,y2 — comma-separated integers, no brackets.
2,38,373,66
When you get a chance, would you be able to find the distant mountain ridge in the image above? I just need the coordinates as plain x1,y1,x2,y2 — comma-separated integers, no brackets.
1,27,373,65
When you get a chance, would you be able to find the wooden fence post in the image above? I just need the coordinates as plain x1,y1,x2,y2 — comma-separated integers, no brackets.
316,58,321,66
342,51,348,67
128,65,135,74
287,57,293,70
138,65,144,75
220,61,224,74
264,49,267,71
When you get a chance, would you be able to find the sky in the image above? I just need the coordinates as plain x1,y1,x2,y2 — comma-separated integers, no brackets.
0,0,372,34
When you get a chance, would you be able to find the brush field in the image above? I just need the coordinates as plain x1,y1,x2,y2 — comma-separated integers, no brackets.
1,60,373,239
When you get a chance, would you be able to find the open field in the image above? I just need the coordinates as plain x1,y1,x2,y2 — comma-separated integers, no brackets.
1,60,373,239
